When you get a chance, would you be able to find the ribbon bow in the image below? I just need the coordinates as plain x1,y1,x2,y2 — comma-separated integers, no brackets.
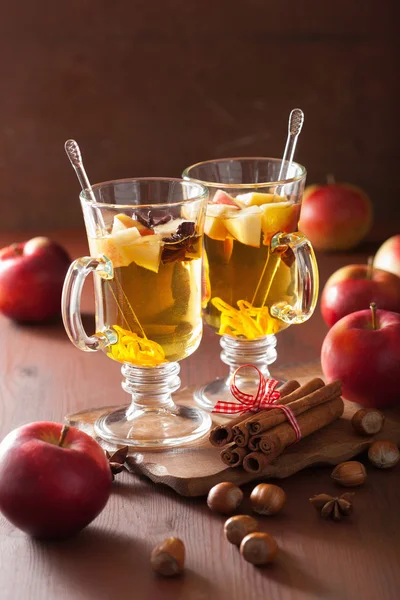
212,364,301,441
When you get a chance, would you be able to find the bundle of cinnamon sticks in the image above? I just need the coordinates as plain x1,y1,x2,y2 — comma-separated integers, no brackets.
209,378,344,473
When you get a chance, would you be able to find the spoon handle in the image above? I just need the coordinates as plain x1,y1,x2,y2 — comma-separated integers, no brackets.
278,109,304,181
64,139,97,203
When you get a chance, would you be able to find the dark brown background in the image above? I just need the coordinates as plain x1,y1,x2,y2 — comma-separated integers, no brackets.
0,0,398,233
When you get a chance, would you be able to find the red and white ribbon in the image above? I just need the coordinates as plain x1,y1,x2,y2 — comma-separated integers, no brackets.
212,364,302,442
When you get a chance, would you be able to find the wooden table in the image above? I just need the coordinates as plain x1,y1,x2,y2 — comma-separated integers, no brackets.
0,230,399,600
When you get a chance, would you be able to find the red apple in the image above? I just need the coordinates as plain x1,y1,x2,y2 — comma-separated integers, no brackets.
0,236,71,322
0,422,112,539
299,182,373,251
374,235,400,279
321,304,400,408
321,261,400,327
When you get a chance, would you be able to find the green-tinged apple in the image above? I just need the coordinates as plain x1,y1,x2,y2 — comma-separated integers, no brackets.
374,235,400,279
0,237,71,322
0,422,112,539
321,260,400,327
223,206,262,247
321,303,400,408
299,181,373,251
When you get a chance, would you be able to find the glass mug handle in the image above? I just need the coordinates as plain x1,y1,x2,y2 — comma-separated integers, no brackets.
270,232,319,324
61,256,116,351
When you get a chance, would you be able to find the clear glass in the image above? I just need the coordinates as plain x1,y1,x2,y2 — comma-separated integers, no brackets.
182,158,319,410
62,178,211,447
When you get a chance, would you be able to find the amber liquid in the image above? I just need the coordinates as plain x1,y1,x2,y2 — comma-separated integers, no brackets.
93,243,203,364
203,237,297,338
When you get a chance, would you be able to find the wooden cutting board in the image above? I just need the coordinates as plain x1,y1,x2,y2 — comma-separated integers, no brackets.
66,362,400,496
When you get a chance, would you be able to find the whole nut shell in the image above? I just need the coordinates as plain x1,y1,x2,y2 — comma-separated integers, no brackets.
351,409,385,436
331,461,367,487
207,482,243,514
224,515,259,546
368,440,400,469
150,537,185,576
250,483,286,515
240,532,278,565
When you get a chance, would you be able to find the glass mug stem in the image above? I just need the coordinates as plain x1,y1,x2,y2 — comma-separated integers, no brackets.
194,335,278,411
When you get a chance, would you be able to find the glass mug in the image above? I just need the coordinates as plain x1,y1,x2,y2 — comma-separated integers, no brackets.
62,178,211,448
182,157,319,410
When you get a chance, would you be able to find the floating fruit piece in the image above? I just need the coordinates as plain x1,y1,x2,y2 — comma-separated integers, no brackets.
154,218,185,236
223,206,262,247
112,214,139,233
91,230,162,272
235,192,279,207
207,204,239,218
212,190,239,207
260,202,297,244
89,227,140,267
124,236,162,273
204,215,230,241
112,214,154,236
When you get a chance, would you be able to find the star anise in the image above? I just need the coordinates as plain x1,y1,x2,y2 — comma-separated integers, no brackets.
105,446,129,480
135,211,172,229
161,221,198,264
162,221,196,243
309,493,354,521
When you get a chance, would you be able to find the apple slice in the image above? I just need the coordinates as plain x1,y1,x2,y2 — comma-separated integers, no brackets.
212,190,240,207
260,202,298,244
206,204,239,218
204,215,230,241
112,213,154,237
154,218,184,236
223,206,262,247
124,236,162,273
235,192,284,207
91,227,141,266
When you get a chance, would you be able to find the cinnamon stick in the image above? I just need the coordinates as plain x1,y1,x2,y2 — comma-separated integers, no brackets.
247,380,341,442
243,451,271,474
245,378,326,435
232,379,301,447
220,445,249,468
209,411,253,447
255,395,344,463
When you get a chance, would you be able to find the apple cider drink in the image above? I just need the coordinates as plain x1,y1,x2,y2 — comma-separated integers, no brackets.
203,191,301,338
89,213,203,365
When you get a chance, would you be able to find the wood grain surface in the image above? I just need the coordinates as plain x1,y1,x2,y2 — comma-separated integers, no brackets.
0,230,399,600
66,362,400,497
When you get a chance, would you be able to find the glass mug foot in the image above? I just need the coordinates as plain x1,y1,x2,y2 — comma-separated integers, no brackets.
95,362,211,449
194,335,282,411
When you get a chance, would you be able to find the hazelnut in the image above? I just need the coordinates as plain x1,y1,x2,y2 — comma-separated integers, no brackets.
207,482,243,514
224,515,259,546
331,461,367,487
240,532,278,565
351,409,385,436
250,483,286,515
150,537,185,576
368,440,400,469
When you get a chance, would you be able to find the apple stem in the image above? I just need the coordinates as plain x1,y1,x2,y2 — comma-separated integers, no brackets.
58,425,70,447
366,256,374,279
326,174,336,185
10,243,23,256
370,302,377,330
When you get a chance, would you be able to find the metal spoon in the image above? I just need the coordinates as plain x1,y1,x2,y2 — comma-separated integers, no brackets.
277,108,304,182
